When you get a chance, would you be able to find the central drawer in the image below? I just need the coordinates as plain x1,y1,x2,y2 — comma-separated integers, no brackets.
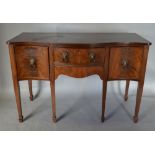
53,48,106,66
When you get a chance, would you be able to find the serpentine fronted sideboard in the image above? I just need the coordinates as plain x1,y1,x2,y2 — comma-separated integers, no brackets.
7,33,151,123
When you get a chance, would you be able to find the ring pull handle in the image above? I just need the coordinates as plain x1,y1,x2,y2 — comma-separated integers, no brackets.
62,51,69,63
121,59,128,68
30,58,36,70
89,52,96,63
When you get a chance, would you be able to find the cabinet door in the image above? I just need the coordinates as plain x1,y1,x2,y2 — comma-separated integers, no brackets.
108,47,143,80
15,45,49,80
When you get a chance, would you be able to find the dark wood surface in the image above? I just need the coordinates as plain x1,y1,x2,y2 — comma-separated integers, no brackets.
54,48,106,65
9,45,23,122
8,33,151,124
15,45,49,80
28,80,33,101
7,33,151,46
108,47,143,80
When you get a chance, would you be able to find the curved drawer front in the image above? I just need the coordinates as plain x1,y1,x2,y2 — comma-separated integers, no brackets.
109,47,143,80
54,66,104,80
53,48,106,66
15,46,49,80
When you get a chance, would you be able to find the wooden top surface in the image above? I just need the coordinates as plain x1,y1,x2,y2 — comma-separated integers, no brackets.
7,33,151,46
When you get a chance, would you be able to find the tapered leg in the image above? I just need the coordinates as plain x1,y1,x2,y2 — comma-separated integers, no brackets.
124,80,130,101
133,82,144,123
101,80,107,122
28,80,33,101
50,80,56,123
13,81,23,122
9,45,23,122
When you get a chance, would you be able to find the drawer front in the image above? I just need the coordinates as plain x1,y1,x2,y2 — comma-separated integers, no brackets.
15,46,49,80
53,48,106,65
109,47,143,80
54,66,104,80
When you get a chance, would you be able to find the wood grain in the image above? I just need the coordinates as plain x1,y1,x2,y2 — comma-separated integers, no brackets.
54,66,104,80
108,47,143,80
7,33,151,46
9,44,23,122
54,48,106,65
101,47,109,122
133,45,149,123
14,45,50,80
124,80,130,101
7,33,151,123
28,80,33,101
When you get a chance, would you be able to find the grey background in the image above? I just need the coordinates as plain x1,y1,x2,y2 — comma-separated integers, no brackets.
0,23,154,130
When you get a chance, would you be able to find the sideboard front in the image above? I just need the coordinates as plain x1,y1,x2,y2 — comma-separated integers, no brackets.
7,33,151,123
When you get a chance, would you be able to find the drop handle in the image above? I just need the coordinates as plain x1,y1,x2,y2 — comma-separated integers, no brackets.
30,58,36,70
62,52,69,63
121,59,128,68
89,52,96,63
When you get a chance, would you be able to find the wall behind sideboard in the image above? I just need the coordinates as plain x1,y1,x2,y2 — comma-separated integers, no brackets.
0,23,154,97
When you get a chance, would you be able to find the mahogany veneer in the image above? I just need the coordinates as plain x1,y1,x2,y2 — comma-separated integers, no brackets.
7,33,151,123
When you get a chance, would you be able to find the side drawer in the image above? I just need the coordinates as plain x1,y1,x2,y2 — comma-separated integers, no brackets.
15,45,49,80
108,47,144,80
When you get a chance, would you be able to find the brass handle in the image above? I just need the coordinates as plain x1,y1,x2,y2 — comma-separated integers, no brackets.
121,59,128,68
30,58,36,70
62,52,69,63
89,52,96,63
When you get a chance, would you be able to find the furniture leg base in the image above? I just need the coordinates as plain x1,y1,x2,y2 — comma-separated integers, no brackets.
133,116,138,123
19,116,24,123
52,115,57,123
124,96,128,101
29,95,33,101
101,116,105,122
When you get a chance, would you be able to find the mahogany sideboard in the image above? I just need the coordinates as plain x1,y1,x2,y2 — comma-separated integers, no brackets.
7,33,151,123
